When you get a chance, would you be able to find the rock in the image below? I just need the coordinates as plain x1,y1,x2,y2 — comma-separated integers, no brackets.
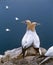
5,47,22,59
0,46,53,65
0,55,4,63
38,58,53,65
25,47,37,56
1,54,11,63
3,61,15,65
40,47,47,55
45,63,53,65
30,60,38,65
19,59,29,65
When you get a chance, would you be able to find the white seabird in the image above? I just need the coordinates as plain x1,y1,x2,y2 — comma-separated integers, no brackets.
21,20,40,58
21,20,33,58
15,17,19,21
31,22,41,55
5,6,9,9
39,46,53,65
5,28,10,32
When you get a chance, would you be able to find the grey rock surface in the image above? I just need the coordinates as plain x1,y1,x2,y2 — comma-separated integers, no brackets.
0,47,53,65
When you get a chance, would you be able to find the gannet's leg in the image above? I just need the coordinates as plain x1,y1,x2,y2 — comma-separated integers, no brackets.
22,47,26,58
39,57,51,65
36,48,39,53
39,48,42,55
34,48,42,55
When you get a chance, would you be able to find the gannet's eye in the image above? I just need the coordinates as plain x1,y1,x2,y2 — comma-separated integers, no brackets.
21,21,26,24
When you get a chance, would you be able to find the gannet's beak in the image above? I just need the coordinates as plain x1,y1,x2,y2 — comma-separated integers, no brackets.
21,21,26,24
36,23,40,26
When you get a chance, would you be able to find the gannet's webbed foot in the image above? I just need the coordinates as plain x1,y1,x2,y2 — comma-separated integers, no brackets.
22,47,26,58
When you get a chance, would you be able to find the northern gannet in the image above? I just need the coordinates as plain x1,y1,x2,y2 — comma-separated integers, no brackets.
5,6,9,9
21,20,40,58
15,17,19,20
5,28,10,32
21,20,33,58
31,22,41,55
39,46,53,65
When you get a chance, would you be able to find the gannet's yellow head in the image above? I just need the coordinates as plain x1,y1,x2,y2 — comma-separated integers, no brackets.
21,20,32,30
30,22,40,31
21,20,40,31
32,22,40,26
21,20,31,24
25,20,32,30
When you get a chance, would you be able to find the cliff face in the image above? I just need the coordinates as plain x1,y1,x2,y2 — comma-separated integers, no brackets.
0,47,53,65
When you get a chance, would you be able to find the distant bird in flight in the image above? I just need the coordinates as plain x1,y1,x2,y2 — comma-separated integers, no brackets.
15,17,19,21
5,28,10,32
5,5,9,9
39,46,53,65
21,20,40,58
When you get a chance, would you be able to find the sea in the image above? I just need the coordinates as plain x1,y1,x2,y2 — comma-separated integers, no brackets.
0,0,53,54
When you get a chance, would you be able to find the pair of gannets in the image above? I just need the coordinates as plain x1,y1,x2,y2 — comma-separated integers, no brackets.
39,46,53,65
21,20,41,58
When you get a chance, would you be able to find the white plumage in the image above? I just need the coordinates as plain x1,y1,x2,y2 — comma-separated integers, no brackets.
45,46,53,57
22,30,34,49
33,31,40,48
39,46,53,65
22,30,40,49
21,20,40,58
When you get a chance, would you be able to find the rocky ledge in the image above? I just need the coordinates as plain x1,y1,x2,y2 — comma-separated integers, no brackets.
0,47,53,65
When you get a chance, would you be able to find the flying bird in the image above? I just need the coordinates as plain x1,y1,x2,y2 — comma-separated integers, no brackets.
39,46,53,65
5,5,9,9
5,28,10,32
15,17,19,21
21,20,40,58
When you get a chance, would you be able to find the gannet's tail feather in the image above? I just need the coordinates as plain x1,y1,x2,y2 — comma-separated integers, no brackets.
39,57,51,65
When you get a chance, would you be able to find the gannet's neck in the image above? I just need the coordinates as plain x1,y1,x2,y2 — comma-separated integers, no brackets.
26,29,36,32
27,24,36,32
